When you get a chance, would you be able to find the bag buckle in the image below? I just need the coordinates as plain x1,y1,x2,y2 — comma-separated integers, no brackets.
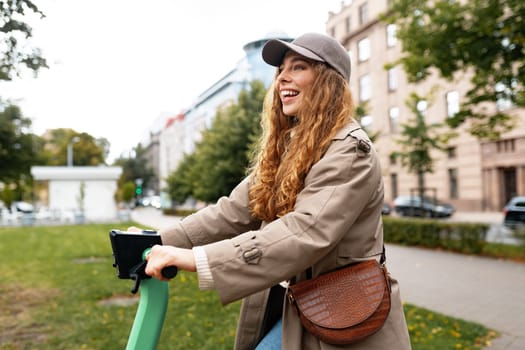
286,289,295,305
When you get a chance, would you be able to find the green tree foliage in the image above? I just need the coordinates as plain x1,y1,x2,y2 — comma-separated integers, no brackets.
0,0,48,80
120,181,136,206
1,184,14,208
114,143,155,199
165,153,197,205
166,80,266,204
383,0,524,139
192,80,265,202
391,92,455,199
0,101,42,181
39,128,108,166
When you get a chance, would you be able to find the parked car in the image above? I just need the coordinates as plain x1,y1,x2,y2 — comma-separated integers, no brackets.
502,196,525,230
13,201,34,214
382,203,392,215
140,195,162,209
393,195,455,218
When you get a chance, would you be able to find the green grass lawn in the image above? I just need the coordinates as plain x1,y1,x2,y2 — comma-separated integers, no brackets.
0,224,496,349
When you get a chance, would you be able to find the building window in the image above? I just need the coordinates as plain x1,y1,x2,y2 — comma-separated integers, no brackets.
390,173,398,199
386,24,397,47
361,115,373,129
447,146,457,159
389,107,399,133
446,91,460,118
497,139,515,153
359,74,371,102
346,16,352,33
448,168,458,199
388,67,398,91
359,2,368,25
357,37,370,62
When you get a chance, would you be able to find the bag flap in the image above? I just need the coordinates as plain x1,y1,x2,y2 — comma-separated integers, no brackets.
290,260,385,329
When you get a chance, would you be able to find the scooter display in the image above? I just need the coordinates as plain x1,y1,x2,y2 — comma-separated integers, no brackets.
110,229,178,350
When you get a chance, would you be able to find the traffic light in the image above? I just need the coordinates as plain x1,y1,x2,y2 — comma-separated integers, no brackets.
135,178,143,197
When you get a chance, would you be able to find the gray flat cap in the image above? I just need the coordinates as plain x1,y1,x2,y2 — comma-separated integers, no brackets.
262,32,351,81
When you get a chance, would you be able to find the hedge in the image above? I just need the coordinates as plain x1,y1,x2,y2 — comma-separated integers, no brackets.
383,216,489,254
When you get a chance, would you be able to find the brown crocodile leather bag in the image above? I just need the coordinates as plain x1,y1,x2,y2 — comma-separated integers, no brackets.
287,259,391,345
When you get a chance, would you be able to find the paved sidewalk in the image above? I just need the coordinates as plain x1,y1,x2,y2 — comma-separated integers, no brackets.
131,208,525,349
387,245,525,350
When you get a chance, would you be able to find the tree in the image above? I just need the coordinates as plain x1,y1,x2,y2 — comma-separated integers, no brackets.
166,80,266,204
165,152,197,205
1,184,14,209
383,0,524,139
114,143,155,200
120,181,136,207
190,80,265,202
38,128,108,166
0,101,42,182
0,0,48,80
391,92,455,208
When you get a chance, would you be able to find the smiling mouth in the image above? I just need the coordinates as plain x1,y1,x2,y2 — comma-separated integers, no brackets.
280,89,299,101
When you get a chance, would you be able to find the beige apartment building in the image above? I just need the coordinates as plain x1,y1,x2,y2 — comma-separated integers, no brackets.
326,0,525,212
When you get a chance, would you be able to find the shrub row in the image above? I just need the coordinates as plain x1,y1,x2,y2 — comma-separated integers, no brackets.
162,208,197,217
383,216,489,254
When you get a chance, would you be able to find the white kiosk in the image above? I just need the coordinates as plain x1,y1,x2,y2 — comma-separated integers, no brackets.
31,166,122,223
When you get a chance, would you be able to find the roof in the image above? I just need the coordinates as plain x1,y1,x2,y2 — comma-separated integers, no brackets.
30,166,123,181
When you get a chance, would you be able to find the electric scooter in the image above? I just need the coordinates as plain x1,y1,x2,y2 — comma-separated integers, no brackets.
109,229,178,350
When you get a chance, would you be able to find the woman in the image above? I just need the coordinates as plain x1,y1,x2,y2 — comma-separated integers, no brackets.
143,32,411,349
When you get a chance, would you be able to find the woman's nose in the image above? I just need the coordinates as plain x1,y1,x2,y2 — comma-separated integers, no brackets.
277,69,290,82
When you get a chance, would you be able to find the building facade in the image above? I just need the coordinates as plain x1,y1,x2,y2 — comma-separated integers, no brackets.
326,0,525,211
158,32,291,191
142,130,161,195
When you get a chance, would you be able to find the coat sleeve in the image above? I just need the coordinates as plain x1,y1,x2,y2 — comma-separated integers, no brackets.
160,177,262,248
205,129,384,305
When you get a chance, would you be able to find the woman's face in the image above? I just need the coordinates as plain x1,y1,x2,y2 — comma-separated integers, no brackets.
275,51,317,117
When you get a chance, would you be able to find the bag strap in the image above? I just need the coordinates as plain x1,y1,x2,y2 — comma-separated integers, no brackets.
380,244,386,265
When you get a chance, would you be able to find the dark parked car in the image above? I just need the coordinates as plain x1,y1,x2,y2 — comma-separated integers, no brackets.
393,195,455,218
13,201,34,214
382,203,392,215
503,196,525,230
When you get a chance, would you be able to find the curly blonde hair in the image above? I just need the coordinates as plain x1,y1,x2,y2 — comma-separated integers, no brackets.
248,63,355,221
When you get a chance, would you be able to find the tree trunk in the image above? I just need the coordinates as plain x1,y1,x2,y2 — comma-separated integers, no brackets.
418,171,425,216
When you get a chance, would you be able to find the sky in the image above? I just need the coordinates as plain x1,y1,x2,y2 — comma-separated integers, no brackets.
0,0,346,163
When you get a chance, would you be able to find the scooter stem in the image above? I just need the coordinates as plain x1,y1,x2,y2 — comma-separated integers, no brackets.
126,249,169,350
126,278,169,350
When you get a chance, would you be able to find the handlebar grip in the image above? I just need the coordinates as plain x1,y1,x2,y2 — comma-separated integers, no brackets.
161,266,178,279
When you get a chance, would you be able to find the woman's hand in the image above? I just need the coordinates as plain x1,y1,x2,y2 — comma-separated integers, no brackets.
145,244,196,281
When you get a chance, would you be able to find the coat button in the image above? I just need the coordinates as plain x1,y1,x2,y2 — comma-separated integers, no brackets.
243,247,262,264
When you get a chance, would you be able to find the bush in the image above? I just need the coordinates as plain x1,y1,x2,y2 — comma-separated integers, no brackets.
162,208,197,217
383,217,489,254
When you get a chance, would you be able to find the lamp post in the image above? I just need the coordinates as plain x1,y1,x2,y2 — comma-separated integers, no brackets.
67,136,80,167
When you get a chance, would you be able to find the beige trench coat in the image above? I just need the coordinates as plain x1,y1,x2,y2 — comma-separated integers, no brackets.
160,121,411,350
